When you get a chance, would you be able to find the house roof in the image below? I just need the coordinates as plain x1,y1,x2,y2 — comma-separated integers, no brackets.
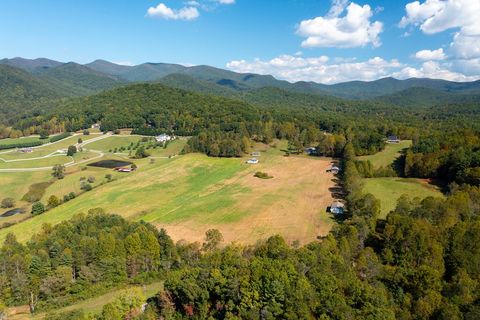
331,201,345,208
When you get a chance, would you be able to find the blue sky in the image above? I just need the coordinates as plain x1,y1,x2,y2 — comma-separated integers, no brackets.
0,0,479,83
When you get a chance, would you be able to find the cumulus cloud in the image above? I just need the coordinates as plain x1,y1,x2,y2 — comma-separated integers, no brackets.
400,0,480,35
400,0,480,66
227,54,403,84
393,61,478,82
147,3,199,20
414,48,446,60
296,0,383,48
216,0,235,4
226,53,480,84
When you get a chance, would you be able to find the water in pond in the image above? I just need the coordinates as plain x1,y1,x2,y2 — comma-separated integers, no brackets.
1,208,25,218
88,160,133,168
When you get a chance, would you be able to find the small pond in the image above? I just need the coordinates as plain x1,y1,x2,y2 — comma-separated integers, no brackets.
88,160,133,169
1,208,26,218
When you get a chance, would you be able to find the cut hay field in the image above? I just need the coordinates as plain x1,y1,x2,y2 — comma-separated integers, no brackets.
363,178,443,218
0,142,338,245
357,140,412,168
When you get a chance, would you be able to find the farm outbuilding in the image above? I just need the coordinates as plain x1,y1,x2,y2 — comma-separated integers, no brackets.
387,135,400,143
327,165,341,174
246,158,259,164
330,201,345,215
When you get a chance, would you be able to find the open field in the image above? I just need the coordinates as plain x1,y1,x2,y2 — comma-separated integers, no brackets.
0,141,338,245
7,281,163,320
363,178,443,218
357,140,412,168
85,135,142,152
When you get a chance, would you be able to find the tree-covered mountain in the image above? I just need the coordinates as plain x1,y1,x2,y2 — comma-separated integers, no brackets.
3,57,480,105
0,64,61,122
375,86,480,107
0,57,63,71
32,62,126,96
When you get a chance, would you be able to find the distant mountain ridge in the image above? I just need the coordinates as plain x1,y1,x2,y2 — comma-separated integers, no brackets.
1,57,480,107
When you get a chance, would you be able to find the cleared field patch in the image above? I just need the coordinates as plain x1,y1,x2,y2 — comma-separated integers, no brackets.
86,135,142,152
0,148,337,245
363,178,443,218
358,140,412,168
149,138,187,157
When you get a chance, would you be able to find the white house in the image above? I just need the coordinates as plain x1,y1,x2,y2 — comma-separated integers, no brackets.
246,158,259,164
155,133,174,143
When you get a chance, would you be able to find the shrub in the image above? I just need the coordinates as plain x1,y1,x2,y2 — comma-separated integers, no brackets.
31,202,45,215
81,182,93,191
87,176,96,183
1,197,15,208
83,130,90,135
47,195,60,209
254,172,273,179
67,145,77,156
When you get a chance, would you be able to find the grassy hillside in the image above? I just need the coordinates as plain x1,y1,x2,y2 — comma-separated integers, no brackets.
357,140,412,169
0,142,337,245
363,178,443,217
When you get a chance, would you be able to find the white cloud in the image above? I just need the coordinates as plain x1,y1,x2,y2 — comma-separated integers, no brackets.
400,0,480,64
227,54,402,84
227,53,480,84
113,61,134,66
393,60,477,82
216,0,235,4
414,48,446,60
297,0,383,48
147,3,199,20
400,0,480,35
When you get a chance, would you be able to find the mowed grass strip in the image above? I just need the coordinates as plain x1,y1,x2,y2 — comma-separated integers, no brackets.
357,140,412,168
363,177,443,218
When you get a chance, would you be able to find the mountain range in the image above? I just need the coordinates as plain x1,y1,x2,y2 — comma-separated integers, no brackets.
1,57,480,113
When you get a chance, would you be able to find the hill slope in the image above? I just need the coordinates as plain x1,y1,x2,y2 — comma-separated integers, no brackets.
0,64,61,122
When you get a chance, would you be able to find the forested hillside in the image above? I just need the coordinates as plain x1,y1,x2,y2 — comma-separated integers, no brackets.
0,64,60,123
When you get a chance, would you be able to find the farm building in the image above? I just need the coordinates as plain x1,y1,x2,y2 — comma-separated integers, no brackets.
19,147,33,153
246,158,259,164
387,135,400,143
327,165,341,174
251,151,261,157
330,201,345,215
155,133,174,143
115,167,136,173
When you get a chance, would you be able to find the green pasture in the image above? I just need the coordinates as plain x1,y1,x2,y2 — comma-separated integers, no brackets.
363,177,443,218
